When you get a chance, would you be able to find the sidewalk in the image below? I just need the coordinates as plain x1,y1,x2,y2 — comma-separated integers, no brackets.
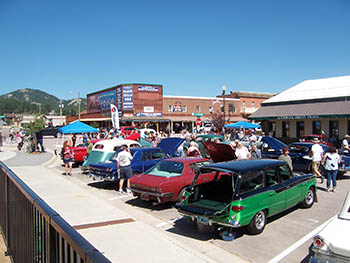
0,145,248,263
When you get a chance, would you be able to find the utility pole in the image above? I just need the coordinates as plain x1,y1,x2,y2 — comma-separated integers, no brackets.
78,91,81,120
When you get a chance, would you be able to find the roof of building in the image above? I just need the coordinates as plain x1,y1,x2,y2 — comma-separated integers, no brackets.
264,75,350,104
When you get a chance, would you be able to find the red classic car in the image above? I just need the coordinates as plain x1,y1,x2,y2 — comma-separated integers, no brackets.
120,126,136,136
71,139,104,164
130,157,215,204
300,134,333,147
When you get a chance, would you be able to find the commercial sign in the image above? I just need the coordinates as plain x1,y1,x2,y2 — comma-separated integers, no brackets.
136,112,162,117
277,115,320,120
122,86,134,110
116,87,122,111
87,90,116,113
138,86,159,92
144,106,154,113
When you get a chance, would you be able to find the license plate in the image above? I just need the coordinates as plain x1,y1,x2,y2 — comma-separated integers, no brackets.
197,216,209,225
141,194,149,201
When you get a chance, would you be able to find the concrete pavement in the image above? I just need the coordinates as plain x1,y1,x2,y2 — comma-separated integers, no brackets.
0,143,248,263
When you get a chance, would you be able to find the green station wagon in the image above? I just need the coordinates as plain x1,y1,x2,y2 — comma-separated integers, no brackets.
177,159,317,235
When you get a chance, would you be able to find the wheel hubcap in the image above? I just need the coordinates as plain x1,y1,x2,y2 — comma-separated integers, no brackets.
255,211,265,230
306,190,314,205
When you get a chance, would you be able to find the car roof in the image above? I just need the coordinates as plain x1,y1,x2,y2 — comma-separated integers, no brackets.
161,157,210,163
93,139,141,151
204,159,286,173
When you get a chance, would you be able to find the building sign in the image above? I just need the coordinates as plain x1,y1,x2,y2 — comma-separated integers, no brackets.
87,90,116,113
116,87,122,111
277,115,320,120
122,86,134,110
144,106,154,113
136,112,162,117
138,86,159,92
168,101,187,112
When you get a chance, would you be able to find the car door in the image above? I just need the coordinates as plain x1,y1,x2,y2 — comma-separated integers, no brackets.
278,164,302,208
264,167,286,216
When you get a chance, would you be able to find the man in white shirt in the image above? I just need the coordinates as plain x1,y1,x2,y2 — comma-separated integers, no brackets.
310,138,324,178
235,142,251,160
340,135,350,154
117,144,133,193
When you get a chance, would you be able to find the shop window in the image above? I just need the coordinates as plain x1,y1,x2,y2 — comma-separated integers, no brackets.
296,121,305,138
312,121,322,135
209,106,213,113
252,101,255,108
329,120,339,139
228,103,235,113
282,121,290,137
168,105,172,112
242,101,246,109
269,122,276,137
196,106,200,112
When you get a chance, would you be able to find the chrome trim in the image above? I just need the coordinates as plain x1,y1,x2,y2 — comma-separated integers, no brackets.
130,187,173,197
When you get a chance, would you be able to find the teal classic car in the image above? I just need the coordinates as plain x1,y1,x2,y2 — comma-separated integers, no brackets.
177,159,317,235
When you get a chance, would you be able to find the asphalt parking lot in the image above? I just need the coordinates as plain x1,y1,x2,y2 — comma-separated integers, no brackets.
3,136,350,263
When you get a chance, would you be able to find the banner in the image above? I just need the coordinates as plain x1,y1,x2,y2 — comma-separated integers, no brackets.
111,104,120,129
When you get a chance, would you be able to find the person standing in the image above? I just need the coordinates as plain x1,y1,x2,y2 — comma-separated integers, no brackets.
310,138,324,178
71,134,77,147
322,146,341,192
250,143,262,159
187,141,201,157
278,147,293,171
0,131,3,152
235,142,250,160
36,129,45,152
86,139,93,156
117,144,133,193
340,135,350,154
63,140,73,176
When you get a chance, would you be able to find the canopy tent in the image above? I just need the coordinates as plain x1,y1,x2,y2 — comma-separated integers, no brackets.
58,121,98,134
224,121,261,129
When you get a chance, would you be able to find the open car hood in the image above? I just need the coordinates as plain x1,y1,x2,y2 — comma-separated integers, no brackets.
157,138,185,157
202,142,236,163
261,136,287,151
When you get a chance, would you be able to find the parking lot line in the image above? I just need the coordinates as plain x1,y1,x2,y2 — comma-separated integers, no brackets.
267,215,336,263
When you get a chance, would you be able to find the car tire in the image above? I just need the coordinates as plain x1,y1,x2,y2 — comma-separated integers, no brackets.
301,187,315,208
177,187,187,202
247,210,267,235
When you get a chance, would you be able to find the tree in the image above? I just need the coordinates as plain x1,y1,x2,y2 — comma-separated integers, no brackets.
210,113,224,133
23,115,46,134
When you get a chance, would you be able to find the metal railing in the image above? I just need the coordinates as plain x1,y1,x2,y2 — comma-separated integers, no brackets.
0,161,111,263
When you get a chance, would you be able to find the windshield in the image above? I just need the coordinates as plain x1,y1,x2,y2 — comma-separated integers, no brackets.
145,161,184,177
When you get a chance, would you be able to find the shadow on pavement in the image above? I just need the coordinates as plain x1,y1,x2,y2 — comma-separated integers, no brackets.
125,198,174,211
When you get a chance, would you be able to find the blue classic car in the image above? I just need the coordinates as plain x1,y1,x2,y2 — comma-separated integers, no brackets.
261,136,350,176
88,138,185,182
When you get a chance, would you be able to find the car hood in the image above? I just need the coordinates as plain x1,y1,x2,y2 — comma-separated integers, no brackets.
90,160,116,169
202,142,236,163
261,136,287,151
157,138,185,157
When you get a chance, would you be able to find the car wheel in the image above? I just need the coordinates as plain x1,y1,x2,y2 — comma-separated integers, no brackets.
247,210,267,235
176,187,187,202
301,187,315,208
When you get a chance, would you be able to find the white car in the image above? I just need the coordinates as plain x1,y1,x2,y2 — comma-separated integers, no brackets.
310,191,350,263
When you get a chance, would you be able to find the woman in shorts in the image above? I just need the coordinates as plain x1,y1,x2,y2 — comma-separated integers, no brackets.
63,140,73,176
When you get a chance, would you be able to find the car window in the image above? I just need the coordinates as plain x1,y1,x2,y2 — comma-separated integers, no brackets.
196,137,203,142
279,165,293,181
289,145,308,154
94,144,104,150
130,143,140,148
265,168,279,186
151,151,166,160
240,171,264,194
190,161,212,174
142,151,151,161
113,146,122,152
146,161,184,177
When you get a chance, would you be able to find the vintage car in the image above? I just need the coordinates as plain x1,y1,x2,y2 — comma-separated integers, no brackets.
310,191,350,263
261,136,350,177
130,157,215,204
70,139,104,164
183,134,226,157
300,134,333,147
120,126,136,136
81,139,141,171
88,138,185,182
176,159,317,235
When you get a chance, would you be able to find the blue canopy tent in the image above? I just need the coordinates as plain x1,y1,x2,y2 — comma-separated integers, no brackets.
58,121,98,134
224,121,261,129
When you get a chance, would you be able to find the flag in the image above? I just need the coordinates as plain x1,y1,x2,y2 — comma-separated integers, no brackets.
111,104,120,129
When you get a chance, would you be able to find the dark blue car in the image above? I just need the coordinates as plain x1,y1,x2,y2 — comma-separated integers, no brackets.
261,136,350,176
89,138,185,182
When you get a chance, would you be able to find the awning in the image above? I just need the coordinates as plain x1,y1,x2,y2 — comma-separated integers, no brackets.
79,117,111,122
249,100,350,120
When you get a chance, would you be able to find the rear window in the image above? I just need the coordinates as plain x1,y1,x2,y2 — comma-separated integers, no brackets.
146,161,184,177
240,171,264,194
94,144,104,150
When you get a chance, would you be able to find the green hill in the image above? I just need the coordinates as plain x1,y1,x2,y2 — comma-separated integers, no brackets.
0,88,86,116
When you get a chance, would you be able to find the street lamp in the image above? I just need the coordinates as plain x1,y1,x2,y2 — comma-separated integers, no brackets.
222,85,226,123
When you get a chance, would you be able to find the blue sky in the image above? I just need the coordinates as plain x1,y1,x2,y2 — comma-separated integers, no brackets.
0,0,349,100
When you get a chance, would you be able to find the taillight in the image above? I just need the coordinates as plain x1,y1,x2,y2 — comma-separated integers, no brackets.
231,206,245,212
181,195,187,200
313,236,324,248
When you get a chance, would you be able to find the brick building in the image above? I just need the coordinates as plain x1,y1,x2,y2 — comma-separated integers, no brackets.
67,83,241,133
